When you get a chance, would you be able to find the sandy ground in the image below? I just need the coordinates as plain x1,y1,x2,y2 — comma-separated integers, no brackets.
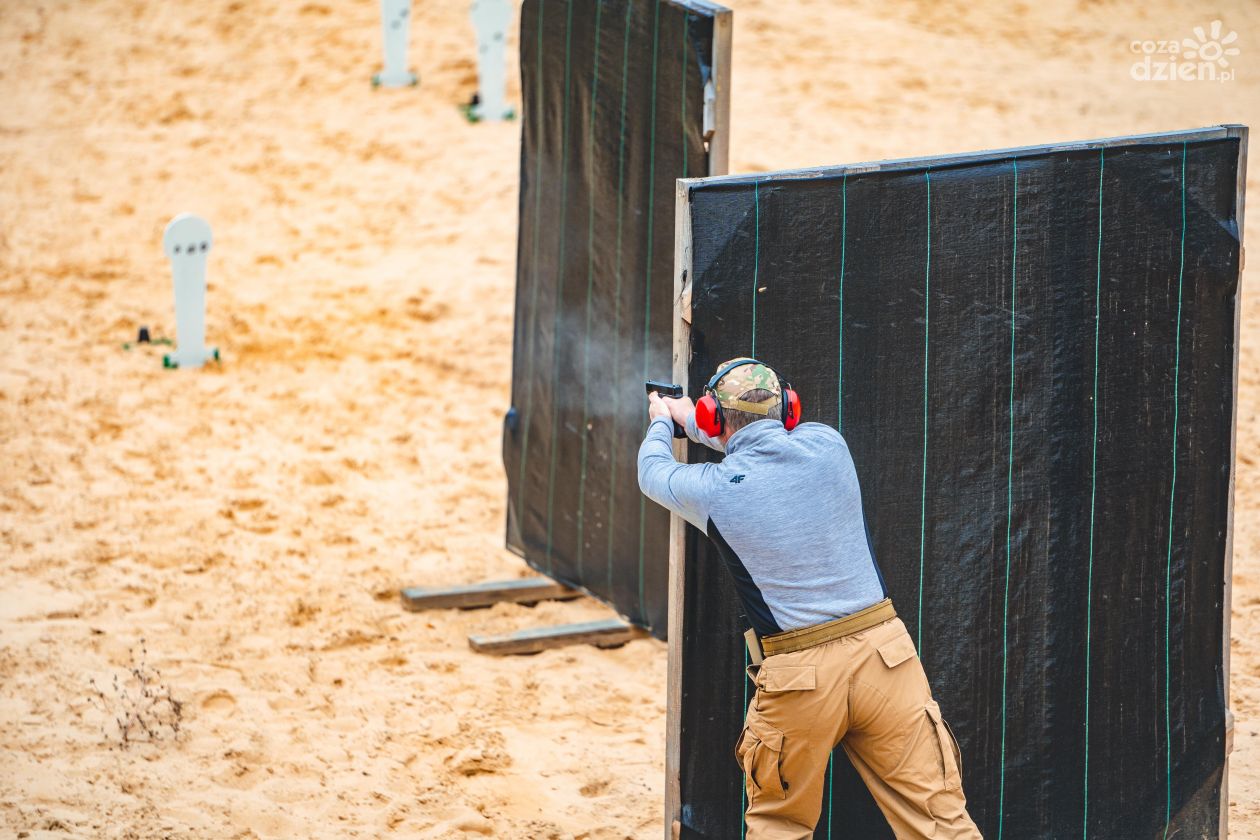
1,0,1258,837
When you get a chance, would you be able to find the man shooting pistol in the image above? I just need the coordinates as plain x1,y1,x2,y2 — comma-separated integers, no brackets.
638,358,982,840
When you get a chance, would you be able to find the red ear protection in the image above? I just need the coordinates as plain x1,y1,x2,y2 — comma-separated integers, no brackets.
782,389,801,431
696,358,804,436
695,394,723,437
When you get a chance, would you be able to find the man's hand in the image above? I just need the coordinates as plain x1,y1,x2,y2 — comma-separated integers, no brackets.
664,396,695,427
648,391,672,422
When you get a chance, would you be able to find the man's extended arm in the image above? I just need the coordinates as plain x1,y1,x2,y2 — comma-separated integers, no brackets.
658,394,725,453
684,409,726,452
637,415,712,531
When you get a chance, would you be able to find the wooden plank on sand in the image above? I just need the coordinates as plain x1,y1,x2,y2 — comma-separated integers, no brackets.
400,578,578,612
468,619,645,656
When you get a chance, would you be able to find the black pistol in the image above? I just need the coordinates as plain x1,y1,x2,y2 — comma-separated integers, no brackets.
645,380,687,439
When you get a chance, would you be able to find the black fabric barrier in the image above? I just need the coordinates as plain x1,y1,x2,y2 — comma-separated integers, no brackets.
503,0,725,639
673,128,1244,838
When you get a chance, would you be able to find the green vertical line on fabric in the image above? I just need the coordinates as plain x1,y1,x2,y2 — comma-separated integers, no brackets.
742,172,762,840
574,0,603,581
516,0,547,536
542,0,575,573
1163,141,1187,840
998,158,1019,840
917,170,931,651
751,181,760,357
825,174,847,836
837,175,847,433
636,0,662,621
826,168,836,826
1083,147,1104,839
605,0,634,594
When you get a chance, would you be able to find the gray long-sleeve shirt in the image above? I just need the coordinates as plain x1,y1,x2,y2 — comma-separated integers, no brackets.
637,412,886,635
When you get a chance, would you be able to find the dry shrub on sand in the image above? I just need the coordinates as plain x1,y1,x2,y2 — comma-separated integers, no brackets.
87,639,183,750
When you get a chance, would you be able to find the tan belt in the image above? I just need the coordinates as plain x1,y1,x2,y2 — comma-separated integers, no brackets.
752,598,897,659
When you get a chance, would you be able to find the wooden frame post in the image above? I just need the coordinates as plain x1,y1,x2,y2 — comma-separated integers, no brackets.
665,8,730,837
666,178,695,840
704,5,732,177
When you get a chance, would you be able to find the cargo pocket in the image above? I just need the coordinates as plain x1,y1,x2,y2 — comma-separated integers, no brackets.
876,632,918,669
735,717,786,799
925,700,962,791
759,664,816,693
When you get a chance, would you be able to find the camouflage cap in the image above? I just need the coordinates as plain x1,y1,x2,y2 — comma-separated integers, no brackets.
713,358,782,414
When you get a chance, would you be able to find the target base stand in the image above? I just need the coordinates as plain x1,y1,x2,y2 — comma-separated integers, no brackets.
163,347,220,369
371,70,418,88
460,93,514,124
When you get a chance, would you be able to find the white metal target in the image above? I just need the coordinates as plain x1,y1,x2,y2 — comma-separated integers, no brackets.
469,0,512,121
374,0,418,88
161,214,218,369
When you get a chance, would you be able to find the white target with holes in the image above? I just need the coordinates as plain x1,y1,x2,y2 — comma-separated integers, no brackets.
470,0,512,121
161,213,218,369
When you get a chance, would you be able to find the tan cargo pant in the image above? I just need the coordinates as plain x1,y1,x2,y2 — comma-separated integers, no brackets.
735,617,983,840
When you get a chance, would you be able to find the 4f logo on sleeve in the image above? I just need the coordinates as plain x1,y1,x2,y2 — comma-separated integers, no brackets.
730,474,746,484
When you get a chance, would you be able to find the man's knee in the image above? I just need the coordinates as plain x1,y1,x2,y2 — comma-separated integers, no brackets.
925,787,983,840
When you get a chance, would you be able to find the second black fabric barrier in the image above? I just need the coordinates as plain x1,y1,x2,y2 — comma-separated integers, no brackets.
504,0,719,637
675,131,1242,838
